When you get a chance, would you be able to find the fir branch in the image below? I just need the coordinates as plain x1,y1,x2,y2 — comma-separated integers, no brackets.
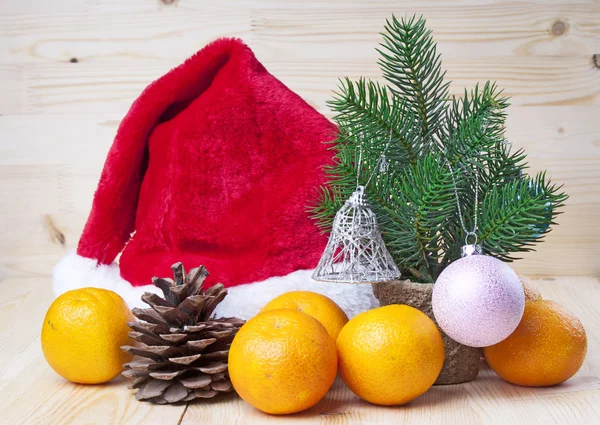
445,81,510,165
378,15,450,146
383,155,457,282
328,78,422,165
478,172,568,260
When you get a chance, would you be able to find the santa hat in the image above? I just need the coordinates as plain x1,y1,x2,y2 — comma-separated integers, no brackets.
53,38,378,319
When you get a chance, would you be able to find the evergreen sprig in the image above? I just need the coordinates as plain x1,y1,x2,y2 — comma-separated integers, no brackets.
312,14,568,282
479,172,568,259
382,154,457,282
378,15,450,147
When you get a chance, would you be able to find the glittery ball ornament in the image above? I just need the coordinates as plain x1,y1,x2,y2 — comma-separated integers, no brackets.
432,248,525,347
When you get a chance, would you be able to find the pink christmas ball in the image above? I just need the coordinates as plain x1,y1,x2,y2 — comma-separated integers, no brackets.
432,255,525,347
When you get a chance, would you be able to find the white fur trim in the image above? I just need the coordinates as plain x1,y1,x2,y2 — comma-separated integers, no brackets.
53,251,379,319
213,269,379,319
52,251,162,308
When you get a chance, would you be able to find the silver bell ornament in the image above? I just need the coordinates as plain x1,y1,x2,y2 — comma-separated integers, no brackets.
432,242,525,347
312,186,400,283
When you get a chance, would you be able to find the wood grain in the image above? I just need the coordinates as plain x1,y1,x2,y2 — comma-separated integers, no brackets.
0,54,598,117
3,277,592,425
0,2,598,65
0,1,599,276
250,2,600,62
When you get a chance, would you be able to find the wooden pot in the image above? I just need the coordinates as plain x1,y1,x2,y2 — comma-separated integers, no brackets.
373,279,481,385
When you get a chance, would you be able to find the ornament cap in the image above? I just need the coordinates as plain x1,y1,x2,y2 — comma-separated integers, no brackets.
461,244,483,257
348,186,368,207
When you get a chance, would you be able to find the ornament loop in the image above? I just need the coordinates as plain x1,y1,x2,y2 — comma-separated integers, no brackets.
465,232,478,245
348,186,367,207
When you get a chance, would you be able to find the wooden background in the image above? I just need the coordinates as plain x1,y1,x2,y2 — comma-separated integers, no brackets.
0,0,599,279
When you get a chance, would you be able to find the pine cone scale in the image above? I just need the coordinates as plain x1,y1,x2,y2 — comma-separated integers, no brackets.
137,379,172,399
128,377,147,389
159,333,188,343
185,339,217,350
128,320,169,335
126,360,167,371
183,324,208,332
179,374,212,389
186,266,209,294
141,293,173,308
151,277,177,304
168,353,203,365
163,383,189,403
204,329,238,338
210,380,232,392
152,305,190,324
129,332,164,346
149,370,186,380
197,362,228,374
122,345,162,361
195,389,218,398
122,369,146,379
132,308,169,325
201,350,228,360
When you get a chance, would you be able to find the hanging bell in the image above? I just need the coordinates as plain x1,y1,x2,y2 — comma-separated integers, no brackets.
312,186,401,283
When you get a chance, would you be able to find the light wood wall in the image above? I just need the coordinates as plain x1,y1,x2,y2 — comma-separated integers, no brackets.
1,0,599,279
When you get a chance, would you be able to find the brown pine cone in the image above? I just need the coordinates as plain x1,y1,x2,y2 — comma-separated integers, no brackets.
121,263,244,404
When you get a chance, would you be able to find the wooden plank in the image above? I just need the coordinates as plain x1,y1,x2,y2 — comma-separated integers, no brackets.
504,105,600,276
180,277,600,425
0,104,598,278
0,3,598,65
82,0,600,16
0,5,254,65
0,64,25,114
0,113,112,278
0,62,169,115
0,54,598,116
0,277,187,425
0,0,86,15
249,2,600,61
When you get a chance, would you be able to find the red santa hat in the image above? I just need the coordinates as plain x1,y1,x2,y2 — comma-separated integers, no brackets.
53,38,377,319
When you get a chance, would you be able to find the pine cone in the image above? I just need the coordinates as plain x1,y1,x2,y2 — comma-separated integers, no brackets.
121,263,245,404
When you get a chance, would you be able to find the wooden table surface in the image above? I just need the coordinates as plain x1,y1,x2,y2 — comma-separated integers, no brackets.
0,276,598,425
